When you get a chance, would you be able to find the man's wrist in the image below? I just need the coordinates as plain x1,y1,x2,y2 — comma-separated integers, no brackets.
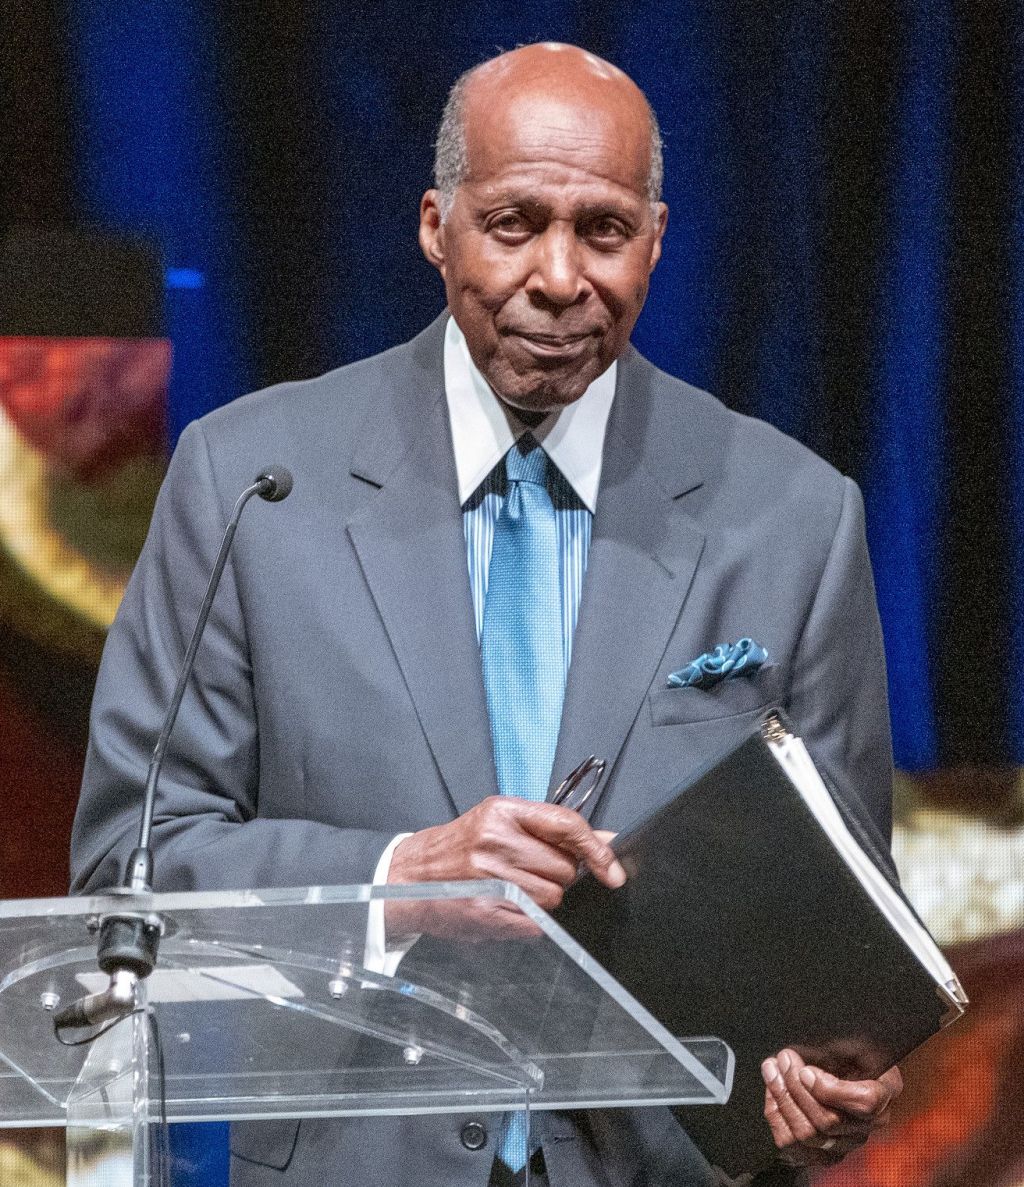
364,833,415,975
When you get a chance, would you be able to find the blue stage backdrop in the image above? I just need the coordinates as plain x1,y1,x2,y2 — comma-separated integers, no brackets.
22,0,1012,776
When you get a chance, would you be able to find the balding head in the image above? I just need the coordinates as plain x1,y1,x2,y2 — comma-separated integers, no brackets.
419,43,668,412
434,44,663,220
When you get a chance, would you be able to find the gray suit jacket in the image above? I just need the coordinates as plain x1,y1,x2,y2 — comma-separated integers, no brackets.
71,313,893,1187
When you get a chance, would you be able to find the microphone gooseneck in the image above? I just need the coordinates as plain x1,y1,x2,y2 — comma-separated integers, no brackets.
127,465,295,892
55,466,294,1033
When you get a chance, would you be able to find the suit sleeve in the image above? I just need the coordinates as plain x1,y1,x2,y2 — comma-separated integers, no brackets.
785,475,894,845
70,420,395,894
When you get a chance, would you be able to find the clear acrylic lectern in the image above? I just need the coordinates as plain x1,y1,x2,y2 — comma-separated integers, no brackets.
0,880,733,1185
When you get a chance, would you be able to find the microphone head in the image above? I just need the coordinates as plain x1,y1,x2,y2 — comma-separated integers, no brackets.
255,466,294,502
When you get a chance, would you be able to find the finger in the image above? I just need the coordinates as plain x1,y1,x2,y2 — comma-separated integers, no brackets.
474,830,581,889
762,1081,798,1150
763,1077,865,1169
779,1048,883,1134
408,899,543,942
763,1090,862,1164
515,803,626,888
871,1106,893,1129
796,1061,899,1120
469,900,544,940
594,830,617,844
879,1066,904,1100
463,898,547,939
772,1050,846,1135
763,1055,840,1145
495,865,575,912
854,1076,899,1133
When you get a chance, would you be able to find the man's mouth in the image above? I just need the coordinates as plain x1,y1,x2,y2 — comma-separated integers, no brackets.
507,330,596,359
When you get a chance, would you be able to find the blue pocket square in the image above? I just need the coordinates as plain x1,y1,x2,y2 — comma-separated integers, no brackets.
668,638,769,690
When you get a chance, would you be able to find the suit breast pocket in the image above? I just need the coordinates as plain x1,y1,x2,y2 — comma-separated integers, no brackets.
648,665,783,726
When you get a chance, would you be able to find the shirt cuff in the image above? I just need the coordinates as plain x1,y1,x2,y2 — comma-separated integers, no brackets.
363,833,416,977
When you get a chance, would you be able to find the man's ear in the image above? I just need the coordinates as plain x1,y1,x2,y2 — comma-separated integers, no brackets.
648,202,668,273
419,190,446,276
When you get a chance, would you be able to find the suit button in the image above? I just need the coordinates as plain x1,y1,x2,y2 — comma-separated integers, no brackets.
460,1120,487,1151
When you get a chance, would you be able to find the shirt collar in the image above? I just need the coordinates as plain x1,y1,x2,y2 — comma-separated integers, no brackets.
443,316,616,512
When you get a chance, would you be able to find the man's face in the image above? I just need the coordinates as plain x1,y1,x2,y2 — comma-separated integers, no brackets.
420,80,668,413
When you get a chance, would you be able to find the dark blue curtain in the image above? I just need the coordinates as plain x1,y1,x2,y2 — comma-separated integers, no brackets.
4,1,1020,771
37,0,1010,773
20,0,1011,776
12,4,1001,771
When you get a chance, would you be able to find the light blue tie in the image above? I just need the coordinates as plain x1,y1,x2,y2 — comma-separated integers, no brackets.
480,436,563,1173
481,436,564,805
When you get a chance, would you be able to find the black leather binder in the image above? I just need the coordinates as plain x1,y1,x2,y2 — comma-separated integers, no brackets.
553,710,965,1176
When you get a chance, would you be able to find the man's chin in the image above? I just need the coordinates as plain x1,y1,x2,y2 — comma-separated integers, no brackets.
487,361,603,416
498,387,588,417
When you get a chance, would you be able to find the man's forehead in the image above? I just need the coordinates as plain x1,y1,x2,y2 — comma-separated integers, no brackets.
461,79,652,196
472,92,629,150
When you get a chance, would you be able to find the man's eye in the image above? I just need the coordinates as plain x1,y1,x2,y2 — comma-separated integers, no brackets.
585,218,629,244
489,214,531,237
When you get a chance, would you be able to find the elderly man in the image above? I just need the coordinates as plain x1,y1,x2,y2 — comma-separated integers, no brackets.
72,43,900,1187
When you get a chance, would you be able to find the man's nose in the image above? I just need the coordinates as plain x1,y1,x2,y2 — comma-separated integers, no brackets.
525,226,588,307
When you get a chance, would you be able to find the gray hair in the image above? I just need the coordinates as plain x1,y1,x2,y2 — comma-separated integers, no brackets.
433,62,665,221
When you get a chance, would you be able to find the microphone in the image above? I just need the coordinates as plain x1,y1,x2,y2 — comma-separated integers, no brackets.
54,465,294,1032
255,466,293,502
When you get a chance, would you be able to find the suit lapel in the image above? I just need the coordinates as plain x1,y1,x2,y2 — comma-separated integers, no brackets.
549,349,707,818
346,318,500,817
344,323,711,823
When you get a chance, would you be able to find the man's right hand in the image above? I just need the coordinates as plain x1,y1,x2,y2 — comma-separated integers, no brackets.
385,796,625,940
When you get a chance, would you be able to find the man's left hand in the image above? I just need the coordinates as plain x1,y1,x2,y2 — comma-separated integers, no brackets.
761,1048,902,1166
